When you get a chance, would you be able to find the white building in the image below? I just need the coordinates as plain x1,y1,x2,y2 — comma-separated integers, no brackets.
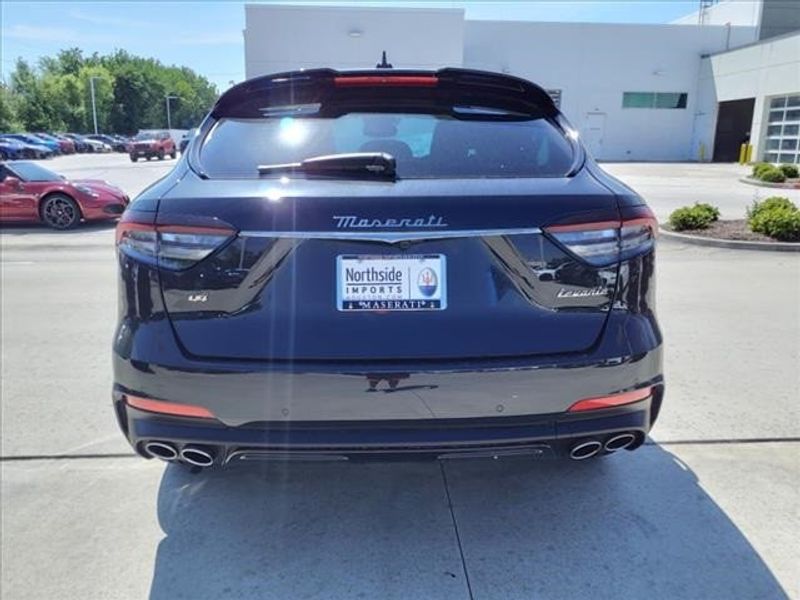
243,1,800,164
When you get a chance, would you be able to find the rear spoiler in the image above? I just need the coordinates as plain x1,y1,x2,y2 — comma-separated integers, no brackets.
210,67,560,120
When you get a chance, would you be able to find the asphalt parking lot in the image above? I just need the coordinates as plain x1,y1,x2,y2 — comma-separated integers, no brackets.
1,155,798,599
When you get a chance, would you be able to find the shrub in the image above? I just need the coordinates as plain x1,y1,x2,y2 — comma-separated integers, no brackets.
747,196,797,220
778,163,799,179
749,207,800,241
693,202,720,222
757,166,786,183
668,204,718,230
748,197,800,241
752,162,772,178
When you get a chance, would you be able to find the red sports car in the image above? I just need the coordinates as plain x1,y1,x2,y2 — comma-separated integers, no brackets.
0,161,129,229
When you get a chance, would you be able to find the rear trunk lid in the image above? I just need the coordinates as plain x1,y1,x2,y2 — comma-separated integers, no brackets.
156,171,620,361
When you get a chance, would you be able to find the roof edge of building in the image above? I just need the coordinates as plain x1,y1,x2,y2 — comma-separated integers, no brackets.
706,28,799,58
244,3,465,16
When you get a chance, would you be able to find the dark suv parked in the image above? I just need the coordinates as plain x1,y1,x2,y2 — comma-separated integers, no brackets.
114,68,663,469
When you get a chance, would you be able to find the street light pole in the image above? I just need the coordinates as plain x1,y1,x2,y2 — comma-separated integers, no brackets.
89,77,100,134
165,95,179,130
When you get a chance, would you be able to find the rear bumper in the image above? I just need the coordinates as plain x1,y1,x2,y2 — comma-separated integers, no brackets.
113,312,663,463
131,146,162,157
116,391,660,464
114,308,662,421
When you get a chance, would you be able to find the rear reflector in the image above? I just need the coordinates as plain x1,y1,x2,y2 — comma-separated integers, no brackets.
116,216,235,270
125,394,215,419
334,75,438,87
544,209,657,266
567,386,653,412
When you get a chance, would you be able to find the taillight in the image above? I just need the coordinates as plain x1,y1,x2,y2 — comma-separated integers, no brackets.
619,216,658,261
125,394,216,419
567,386,653,412
544,209,656,266
116,217,235,270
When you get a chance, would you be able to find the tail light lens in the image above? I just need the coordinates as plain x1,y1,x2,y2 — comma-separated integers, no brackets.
568,386,653,412
125,394,216,419
545,210,657,266
116,217,235,270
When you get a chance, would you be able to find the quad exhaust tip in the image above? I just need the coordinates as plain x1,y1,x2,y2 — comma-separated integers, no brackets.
180,445,216,468
143,441,178,462
569,440,603,461
604,432,637,452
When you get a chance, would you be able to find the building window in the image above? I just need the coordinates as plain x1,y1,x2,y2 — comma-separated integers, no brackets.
763,94,800,164
622,92,687,109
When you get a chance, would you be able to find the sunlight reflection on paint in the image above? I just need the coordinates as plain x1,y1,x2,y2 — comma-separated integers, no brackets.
279,117,308,146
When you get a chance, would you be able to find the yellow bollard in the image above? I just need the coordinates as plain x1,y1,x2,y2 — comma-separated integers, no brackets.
746,144,753,163
738,143,747,164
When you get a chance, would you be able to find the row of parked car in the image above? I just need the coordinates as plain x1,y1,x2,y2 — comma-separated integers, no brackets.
0,132,134,160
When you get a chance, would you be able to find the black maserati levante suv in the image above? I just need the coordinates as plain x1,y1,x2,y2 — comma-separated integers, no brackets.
113,68,663,468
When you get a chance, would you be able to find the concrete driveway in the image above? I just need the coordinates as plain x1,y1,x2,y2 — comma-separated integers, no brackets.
602,162,800,222
1,155,798,599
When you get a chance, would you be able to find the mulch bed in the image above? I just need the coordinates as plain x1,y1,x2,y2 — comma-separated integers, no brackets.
663,219,796,243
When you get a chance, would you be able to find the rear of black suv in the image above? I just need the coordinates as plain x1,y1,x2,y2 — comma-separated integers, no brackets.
113,68,663,468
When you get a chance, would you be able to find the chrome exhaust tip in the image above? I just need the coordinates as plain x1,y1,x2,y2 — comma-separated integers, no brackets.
180,446,216,468
143,441,178,462
604,432,637,453
569,440,602,461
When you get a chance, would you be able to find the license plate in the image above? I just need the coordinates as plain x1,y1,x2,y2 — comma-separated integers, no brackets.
337,255,447,311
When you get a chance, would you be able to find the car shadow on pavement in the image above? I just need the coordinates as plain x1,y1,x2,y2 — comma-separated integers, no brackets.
148,445,789,600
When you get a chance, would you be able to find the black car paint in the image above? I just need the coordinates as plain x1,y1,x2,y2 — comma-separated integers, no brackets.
113,68,663,465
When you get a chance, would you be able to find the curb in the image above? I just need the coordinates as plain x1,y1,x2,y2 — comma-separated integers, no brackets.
659,227,800,252
739,177,800,189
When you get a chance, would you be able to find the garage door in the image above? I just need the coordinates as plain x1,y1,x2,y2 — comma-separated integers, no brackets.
764,94,800,165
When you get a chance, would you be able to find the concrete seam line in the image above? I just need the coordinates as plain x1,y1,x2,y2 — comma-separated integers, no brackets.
658,228,800,252
439,462,475,600
0,243,115,251
645,437,800,446
0,452,138,462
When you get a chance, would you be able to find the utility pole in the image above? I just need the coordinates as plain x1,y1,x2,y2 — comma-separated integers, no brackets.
165,95,179,130
89,77,100,134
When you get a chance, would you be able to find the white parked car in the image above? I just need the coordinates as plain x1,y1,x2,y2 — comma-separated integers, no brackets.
84,138,112,153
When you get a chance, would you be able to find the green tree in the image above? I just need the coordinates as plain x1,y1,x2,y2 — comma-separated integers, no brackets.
79,65,113,132
0,85,24,132
56,74,86,132
110,64,165,133
6,49,218,134
11,59,51,130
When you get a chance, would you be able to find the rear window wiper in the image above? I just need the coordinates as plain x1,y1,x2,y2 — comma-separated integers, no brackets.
257,152,396,180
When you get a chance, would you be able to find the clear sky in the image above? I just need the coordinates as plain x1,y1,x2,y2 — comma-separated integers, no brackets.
1,1,700,91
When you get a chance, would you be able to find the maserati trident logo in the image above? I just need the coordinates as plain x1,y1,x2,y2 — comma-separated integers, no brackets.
417,268,438,297
333,215,448,229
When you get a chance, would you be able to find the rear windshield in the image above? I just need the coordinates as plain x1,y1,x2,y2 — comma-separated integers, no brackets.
199,113,575,179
